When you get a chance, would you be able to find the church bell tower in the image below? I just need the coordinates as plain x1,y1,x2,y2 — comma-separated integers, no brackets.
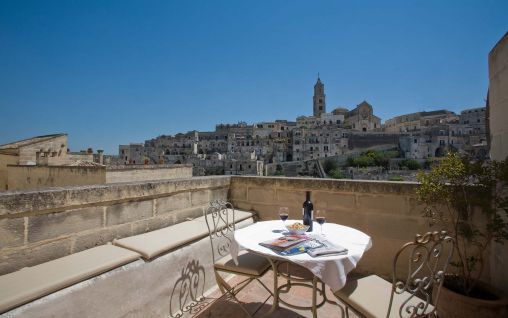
313,75,326,117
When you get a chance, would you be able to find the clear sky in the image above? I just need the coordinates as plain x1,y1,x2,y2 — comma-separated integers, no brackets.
0,1,506,154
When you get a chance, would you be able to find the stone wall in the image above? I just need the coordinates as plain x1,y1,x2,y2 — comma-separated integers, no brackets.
488,31,508,294
6,165,106,191
228,176,465,279
0,154,17,191
105,164,192,183
347,132,401,150
0,176,229,275
489,32,508,161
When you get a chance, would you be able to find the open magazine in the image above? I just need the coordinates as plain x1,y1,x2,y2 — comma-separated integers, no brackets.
259,235,310,251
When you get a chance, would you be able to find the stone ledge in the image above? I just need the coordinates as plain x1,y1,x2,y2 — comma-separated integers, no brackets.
230,176,419,195
0,176,231,217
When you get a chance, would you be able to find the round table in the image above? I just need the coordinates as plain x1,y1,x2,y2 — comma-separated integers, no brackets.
230,220,372,317
231,220,372,292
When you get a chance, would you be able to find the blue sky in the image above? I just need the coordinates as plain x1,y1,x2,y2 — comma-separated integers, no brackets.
0,1,506,154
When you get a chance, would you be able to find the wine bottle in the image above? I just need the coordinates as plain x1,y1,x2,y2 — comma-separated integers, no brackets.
302,191,313,232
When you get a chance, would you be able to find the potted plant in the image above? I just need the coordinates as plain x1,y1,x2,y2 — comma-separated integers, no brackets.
416,152,508,318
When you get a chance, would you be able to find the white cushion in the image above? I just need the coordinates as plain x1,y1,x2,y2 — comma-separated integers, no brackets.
114,210,254,260
334,275,434,318
113,220,209,259
0,245,140,314
215,250,270,276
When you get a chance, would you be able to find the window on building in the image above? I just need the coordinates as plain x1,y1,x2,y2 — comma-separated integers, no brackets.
414,139,417,144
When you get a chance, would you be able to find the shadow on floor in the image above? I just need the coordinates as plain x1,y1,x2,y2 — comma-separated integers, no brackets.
191,297,308,318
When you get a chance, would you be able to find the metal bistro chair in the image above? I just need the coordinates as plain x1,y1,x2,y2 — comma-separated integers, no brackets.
204,200,274,317
334,231,454,318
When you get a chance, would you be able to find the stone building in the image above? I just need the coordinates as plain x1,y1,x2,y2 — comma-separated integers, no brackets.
119,143,146,165
0,134,103,190
399,122,483,159
0,134,70,166
292,126,349,161
224,152,264,176
460,107,487,136
384,110,458,133
343,101,381,131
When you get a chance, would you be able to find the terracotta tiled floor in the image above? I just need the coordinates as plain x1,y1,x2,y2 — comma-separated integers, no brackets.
190,268,361,318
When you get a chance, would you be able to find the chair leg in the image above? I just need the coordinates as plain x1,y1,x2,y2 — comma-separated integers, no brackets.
214,269,263,318
214,270,227,294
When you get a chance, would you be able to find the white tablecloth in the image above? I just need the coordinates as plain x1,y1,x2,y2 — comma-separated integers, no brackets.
231,220,372,292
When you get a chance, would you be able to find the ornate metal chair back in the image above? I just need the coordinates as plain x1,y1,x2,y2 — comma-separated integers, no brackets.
203,200,236,264
388,231,454,318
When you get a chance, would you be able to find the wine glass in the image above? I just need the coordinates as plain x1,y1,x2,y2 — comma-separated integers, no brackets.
315,209,326,236
278,207,289,230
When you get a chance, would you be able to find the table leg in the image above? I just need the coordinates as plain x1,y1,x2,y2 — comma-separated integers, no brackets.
312,276,318,318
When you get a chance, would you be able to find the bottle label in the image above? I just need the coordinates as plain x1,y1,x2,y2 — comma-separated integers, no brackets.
302,207,304,216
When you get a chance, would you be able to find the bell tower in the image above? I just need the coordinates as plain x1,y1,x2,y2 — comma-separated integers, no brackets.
313,75,326,117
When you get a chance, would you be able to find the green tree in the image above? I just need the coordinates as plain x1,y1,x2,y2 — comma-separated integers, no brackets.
323,158,338,174
416,153,508,296
328,168,345,179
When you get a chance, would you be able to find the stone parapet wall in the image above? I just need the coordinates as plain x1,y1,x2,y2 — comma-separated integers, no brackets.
6,165,106,191
0,176,230,275
228,176,461,279
105,164,193,183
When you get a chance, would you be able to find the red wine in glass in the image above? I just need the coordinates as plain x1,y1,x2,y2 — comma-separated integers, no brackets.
316,216,326,225
315,210,326,236
278,207,289,231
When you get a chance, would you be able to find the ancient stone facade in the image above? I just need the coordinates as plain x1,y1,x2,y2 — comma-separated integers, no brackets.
292,126,349,161
384,110,457,133
0,134,96,190
343,101,382,131
119,143,146,165
396,108,487,159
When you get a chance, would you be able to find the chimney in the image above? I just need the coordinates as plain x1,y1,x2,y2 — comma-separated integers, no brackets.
97,150,104,165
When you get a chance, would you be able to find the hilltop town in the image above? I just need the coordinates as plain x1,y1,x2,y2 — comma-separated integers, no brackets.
0,76,487,191
118,77,487,179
